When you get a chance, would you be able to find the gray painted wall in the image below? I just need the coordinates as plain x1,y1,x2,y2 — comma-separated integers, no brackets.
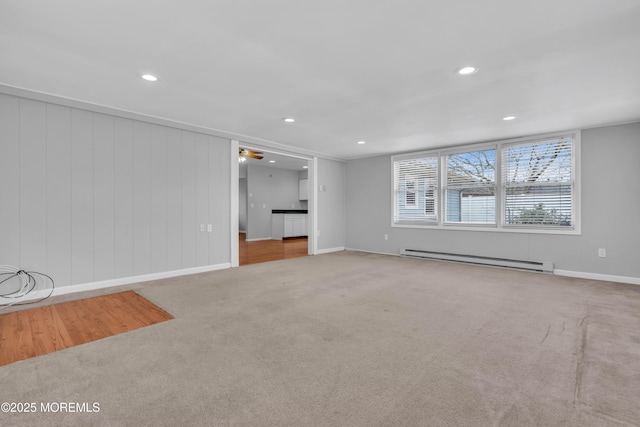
239,178,248,232
0,93,231,287
317,158,346,251
345,122,640,279
246,164,306,240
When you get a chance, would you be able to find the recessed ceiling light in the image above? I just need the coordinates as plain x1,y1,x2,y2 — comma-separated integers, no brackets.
141,74,158,82
503,116,517,121
456,66,478,76
303,165,308,169
282,117,295,123
357,141,366,145
269,160,276,163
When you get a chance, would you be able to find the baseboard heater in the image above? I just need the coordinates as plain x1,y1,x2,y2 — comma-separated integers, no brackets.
400,249,553,273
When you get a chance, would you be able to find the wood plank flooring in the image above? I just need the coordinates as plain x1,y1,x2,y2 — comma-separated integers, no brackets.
239,233,308,266
0,236,305,366
0,291,172,366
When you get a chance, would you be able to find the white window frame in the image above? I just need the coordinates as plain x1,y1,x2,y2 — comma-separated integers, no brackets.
391,130,581,235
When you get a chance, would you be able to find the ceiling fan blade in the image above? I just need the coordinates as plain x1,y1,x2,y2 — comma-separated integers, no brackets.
240,148,264,160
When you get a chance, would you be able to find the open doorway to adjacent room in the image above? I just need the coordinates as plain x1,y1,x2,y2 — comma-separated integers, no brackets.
238,147,311,266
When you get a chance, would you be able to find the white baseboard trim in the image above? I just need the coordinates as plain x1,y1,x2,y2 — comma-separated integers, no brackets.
246,237,273,242
347,249,640,286
16,263,232,303
316,246,345,255
345,248,399,257
554,269,640,286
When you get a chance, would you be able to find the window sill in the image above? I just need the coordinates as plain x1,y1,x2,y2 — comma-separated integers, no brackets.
391,222,581,235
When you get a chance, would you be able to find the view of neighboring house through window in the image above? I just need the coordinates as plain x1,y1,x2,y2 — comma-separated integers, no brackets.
445,148,496,224
424,188,435,215
502,137,573,227
392,131,579,233
393,154,438,224
405,177,417,208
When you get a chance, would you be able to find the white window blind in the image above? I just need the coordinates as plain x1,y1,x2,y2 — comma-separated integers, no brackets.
393,155,438,224
502,137,573,227
445,149,496,224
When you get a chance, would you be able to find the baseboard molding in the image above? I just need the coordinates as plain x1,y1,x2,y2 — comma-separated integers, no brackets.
345,248,399,257
346,248,640,286
246,237,273,242
554,269,640,286
17,263,232,303
316,246,346,255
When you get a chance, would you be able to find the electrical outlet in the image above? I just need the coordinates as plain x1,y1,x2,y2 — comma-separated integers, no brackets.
200,224,205,232
207,224,212,232
384,234,389,240
598,248,606,258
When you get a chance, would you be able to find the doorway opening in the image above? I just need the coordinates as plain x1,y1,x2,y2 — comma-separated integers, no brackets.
238,147,311,266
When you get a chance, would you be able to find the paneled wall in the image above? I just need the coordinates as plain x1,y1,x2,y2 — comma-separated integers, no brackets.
0,93,231,288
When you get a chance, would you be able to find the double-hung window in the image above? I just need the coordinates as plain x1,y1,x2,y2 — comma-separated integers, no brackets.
502,137,574,228
393,153,438,224
444,148,496,225
391,131,579,233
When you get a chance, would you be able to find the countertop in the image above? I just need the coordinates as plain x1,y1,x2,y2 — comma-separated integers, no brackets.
272,209,308,214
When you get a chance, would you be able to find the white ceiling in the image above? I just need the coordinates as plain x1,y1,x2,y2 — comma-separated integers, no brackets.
2,1,639,160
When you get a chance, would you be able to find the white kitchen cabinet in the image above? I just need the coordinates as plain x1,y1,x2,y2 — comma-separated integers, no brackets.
271,213,284,240
272,213,307,239
299,179,308,200
284,214,307,237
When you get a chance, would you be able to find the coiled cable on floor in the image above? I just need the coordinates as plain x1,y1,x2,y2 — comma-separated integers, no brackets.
0,265,54,310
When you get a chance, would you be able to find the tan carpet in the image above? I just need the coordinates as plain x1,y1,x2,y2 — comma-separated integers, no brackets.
1,251,639,426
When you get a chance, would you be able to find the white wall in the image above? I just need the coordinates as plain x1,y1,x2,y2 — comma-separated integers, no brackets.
345,122,640,282
317,158,346,252
0,93,231,288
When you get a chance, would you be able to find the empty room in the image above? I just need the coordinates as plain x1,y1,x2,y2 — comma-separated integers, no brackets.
1,1,639,426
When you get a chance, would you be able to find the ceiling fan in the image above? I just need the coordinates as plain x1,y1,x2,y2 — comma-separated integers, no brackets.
239,148,263,162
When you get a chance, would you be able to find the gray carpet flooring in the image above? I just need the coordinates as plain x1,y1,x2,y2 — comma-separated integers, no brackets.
1,251,639,426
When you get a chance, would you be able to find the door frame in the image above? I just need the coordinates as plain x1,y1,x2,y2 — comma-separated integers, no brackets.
230,140,317,267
